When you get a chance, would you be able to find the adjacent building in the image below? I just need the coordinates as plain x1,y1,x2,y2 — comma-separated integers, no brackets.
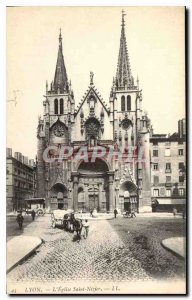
150,119,186,212
6,148,37,212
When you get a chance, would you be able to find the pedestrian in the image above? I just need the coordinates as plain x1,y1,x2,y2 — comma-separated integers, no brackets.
75,219,83,243
131,208,136,218
90,209,93,217
70,212,75,232
16,212,24,229
82,219,90,239
173,207,177,217
31,210,35,221
182,207,186,219
114,208,118,218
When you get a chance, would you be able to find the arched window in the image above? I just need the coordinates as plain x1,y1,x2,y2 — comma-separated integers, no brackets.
60,98,64,114
127,95,131,111
121,96,125,111
54,99,58,114
85,117,100,147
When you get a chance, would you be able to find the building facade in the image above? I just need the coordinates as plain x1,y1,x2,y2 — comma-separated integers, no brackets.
6,148,37,212
36,13,153,213
150,119,186,212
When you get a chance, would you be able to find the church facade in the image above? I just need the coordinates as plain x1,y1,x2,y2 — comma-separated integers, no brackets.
37,13,152,213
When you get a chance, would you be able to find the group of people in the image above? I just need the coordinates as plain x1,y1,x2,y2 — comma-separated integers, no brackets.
114,208,136,218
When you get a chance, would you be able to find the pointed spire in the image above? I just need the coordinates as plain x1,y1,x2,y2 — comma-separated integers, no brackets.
115,10,134,90
137,75,139,90
59,28,62,50
53,29,68,94
46,80,48,93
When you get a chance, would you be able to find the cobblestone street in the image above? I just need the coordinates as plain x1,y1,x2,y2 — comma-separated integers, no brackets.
7,214,185,284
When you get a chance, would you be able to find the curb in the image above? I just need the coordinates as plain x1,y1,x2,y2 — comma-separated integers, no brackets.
161,238,185,260
7,236,43,273
78,216,115,221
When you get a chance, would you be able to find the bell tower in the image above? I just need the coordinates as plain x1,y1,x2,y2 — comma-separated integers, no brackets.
110,11,140,151
43,29,75,138
37,30,75,211
110,11,152,212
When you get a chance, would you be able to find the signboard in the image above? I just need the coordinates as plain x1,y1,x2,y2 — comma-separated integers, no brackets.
158,198,186,205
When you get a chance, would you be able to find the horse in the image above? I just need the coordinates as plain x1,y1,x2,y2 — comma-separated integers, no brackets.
63,213,71,231
70,214,83,241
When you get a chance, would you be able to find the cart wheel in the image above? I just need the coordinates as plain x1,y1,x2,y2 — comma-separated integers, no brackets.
37,209,44,216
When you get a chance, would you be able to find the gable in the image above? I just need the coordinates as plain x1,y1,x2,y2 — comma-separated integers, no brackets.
72,85,113,142
75,86,110,117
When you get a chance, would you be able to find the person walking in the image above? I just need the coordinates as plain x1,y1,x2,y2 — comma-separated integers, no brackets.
82,219,90,239
182,206,186,219
173,207,177,217
131,208,136,218
76,219,83,243
17,212,24,229
31,210,35,221
114,208,118,218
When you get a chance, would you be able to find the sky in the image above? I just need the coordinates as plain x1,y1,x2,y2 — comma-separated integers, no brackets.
7,6,185,159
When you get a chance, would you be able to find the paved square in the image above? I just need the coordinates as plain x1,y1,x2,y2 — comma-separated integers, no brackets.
7,215,185,283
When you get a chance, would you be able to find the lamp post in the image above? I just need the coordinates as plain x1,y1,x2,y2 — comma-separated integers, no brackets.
93,192,95,209
136,187,139,214
179,165,186,217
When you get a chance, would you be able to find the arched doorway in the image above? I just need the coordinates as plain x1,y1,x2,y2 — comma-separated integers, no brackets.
76,159,110,212
119,181,137,212
50,183,68,210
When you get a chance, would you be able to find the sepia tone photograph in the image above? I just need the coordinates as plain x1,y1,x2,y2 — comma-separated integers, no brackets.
6,6,186,294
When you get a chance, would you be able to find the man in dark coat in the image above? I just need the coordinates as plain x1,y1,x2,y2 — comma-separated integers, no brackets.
17,212,24,229
31,210,36,221
114,209,118,218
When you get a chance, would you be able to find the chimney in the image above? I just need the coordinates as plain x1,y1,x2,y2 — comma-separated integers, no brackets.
6,148,12,158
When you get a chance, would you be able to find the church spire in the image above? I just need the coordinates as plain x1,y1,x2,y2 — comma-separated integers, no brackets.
53,29,68,93
115,10,134,90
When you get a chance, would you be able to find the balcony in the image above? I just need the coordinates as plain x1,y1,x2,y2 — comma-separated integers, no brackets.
165,182,172,187
165,169,172,173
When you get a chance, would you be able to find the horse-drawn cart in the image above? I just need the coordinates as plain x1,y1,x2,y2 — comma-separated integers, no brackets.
123,210,136,218
24,198,46,216
51,209,73,229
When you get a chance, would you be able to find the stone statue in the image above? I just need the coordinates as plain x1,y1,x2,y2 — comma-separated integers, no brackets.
90,71,94,85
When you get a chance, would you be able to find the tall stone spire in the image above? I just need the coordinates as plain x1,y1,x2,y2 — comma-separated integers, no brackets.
115,11,134,90
53,29,68,93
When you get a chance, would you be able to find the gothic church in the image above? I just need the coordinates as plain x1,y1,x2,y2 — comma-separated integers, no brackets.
37,12,152,213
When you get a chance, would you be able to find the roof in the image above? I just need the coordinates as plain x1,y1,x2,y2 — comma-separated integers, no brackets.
24,198,45,202
150,132,185,143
